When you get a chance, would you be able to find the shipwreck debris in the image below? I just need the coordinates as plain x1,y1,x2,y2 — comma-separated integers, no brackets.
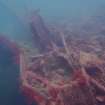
29,11,53,52
19,13,105,105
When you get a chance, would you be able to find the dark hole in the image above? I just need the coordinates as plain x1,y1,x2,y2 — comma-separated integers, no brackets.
85,66,101,77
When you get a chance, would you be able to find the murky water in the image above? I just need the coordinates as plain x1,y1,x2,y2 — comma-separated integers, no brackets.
0,0,105,39
0,1,105,105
